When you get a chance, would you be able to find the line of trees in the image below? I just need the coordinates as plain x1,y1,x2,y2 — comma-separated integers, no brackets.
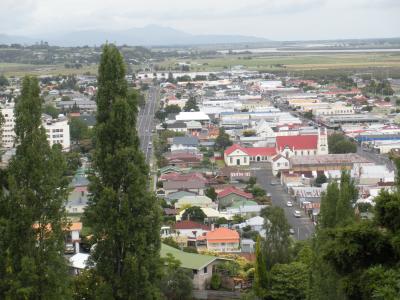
251,170,400,299
0,44,187,299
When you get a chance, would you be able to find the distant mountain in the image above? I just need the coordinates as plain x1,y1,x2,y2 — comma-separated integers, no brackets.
0,34,36,45
0,25,269,47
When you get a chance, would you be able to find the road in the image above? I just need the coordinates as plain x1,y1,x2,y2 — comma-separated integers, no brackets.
254,166,315,240
356,145,395,171
137,86,158,163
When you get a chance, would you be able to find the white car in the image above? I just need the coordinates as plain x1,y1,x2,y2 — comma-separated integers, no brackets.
289,228,295,235
286,201,293,207
293,210,301,218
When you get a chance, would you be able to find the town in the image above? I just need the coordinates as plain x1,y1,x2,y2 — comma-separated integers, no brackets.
1,50,399,298
1,1,400,299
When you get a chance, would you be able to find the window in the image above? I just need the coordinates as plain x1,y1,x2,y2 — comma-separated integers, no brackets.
230,157,233,164
73,208,77,212
277,163,280,167
203,266,208,274
193,270,198,275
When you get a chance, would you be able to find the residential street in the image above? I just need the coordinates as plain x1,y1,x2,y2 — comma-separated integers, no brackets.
137,86,158,163
254,166,315,240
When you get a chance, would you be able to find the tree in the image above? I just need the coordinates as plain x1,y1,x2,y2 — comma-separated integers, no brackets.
268,262,308,300
160,254,193,300
181,206,206,223
261,206,291,271
210,273,222,290
328,133,357,154
0,74,9,87
254,236,268,297
164,104,181,114
183,96,199,112
0,76,70,298
205,187,217,201
319,181,339,229
43,104,60,119
84,44,161,299
335,171,357,227
315,173,327,187
214,128,232,151
69,117,89,141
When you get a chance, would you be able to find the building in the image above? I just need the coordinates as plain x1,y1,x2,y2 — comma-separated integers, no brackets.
1,106,16,148
217,186,254,209
160,243,225,290
1,107,70,151
224,144,277,166
275,128,328,158
173,220,211,238
174,195,215,209
42,114,71,150
199,227,240,253
171,136,199,152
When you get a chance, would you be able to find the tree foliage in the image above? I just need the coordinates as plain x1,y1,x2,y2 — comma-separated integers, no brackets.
84,44,161,299
0,76,70,299
328,133,357,154
183,96,199,112
181,206,206,223
214,128,232,151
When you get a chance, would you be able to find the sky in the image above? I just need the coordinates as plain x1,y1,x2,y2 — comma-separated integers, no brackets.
1,0,400,41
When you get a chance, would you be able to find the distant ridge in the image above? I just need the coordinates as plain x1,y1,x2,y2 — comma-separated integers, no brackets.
0,25,269,47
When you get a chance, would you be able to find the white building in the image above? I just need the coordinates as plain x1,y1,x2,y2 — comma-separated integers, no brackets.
43,114,71,150
1,106,16,148
1,107,70,151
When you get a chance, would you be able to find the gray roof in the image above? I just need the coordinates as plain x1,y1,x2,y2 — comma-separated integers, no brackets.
172,136,199,146
164,180,205,190
79,115,96,127
165,190,197,201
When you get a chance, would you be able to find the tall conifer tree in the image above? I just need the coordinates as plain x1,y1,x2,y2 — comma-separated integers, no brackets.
84,44,161,299
0,76,70,299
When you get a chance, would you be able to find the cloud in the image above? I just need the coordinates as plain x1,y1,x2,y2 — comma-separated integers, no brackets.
0,0,399,40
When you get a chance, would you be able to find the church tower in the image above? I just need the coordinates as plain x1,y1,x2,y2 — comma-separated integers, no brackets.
317,127,328,155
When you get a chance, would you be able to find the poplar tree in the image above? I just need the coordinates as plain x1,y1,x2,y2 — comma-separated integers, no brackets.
84,44,161,299
319,181,339,229
0,76,70,299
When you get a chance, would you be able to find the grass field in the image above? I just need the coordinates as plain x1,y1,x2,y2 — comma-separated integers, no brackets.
159,52,400,77
2,52,400,78
0,63,98,77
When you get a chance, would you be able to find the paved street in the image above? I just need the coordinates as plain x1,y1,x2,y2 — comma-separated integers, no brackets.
357,145,395,171
137,86,158,163
254,166,315,240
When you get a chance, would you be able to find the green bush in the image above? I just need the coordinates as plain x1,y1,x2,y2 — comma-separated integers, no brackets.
210,273,222,290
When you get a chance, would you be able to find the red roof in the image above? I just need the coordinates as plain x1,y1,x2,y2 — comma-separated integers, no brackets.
276,135,318,150
217,187,253,199
205,227,239,242
245,147,276,157
174,220,211,231
224,144,276,157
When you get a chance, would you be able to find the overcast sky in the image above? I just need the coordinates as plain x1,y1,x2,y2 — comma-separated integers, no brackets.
2,0,399,40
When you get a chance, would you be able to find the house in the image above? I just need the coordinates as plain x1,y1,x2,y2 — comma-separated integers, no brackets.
171,136,199,152
164,151,202,168
66,186,89,213
173,220,211,238
199,227,240,253
159,165,183,175
218,166,252,182
66,222,83,254
241,239,256,253
224,144,277,166
271,154,290,176
166,121,187,133
163,179,205,196
217,186,254,209
275,128,328,158
236,216,265,233
174,195,216,209
165,190,197,204
160,243,225,290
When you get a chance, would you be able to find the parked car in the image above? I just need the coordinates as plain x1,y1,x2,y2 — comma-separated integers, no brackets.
270,180,279,186
289,228,295,235
286,201,293,207
293,210,301,218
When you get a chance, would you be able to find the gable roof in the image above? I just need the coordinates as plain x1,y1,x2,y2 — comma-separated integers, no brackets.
217,186,253,199
276,135,318,150
272,154,288,162
174,220,211,231
205,227,239,242
172,136,199,146
160,243,218,270
224,144,276,157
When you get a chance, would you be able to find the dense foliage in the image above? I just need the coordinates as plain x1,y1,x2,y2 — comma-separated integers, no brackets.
84,44,161,299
